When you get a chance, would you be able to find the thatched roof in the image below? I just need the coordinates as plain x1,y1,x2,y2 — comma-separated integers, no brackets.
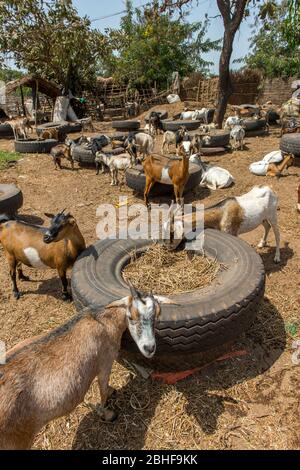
3,75,60,98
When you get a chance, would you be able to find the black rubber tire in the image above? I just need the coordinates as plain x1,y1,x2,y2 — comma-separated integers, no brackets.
203,131,230,148
112,121,140,131
243,119,267,132
0,184,23,215
201,147,227,155
266,110,280,124
73,146,125,164
14,139,58,154
280,133,300,157
145,110,168,122
125,162,202,196
71,230,265,354
163,120,201,132
37,121,82,135
245,129,268,138
0,123,14,138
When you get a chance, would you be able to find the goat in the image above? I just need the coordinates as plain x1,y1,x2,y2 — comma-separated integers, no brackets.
149,112,164,135
80,116,94,133
190,154,234,190
0,210,86,301
161,127,187,154
0,282,176,449
249,154,295,177
224,115,243,130
190,134,203,155
143,149,190,207
199,123,216,133
38,127,65,142
125,132,154,162
280,117,300,137
163,186,281,263
95,152,131,186
50,139,76,170
6,117,33,140
230,125,246,150
180,108,209,122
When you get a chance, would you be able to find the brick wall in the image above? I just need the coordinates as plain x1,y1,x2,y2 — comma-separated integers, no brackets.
258,77,297,105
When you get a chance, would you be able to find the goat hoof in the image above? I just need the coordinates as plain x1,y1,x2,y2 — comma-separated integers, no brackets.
14,292,22,300
62,292,73,302
274,256,281,264
19,274,30,282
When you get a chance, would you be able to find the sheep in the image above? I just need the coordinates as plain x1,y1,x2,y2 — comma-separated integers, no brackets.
0,210,86,301
143,147,190,207
163,185,281,263
125,132,155,162
0,282,176,449
249,154,295,177
161,127,187,154
95,152,132,186
230,124,246,150
190,154,234,190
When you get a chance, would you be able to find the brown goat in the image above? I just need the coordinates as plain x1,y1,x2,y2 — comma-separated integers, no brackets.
50,143,74,170
266,154,295,177
38,128,60,141
143,150,189,206
0,284,175,449
0,211,85,300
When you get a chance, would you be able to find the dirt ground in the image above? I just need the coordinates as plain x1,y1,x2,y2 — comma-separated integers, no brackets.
0,104,300,450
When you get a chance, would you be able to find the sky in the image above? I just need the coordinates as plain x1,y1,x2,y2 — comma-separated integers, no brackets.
73,0,256,74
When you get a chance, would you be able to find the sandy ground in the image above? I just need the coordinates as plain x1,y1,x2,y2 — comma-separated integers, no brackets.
0,106,299,450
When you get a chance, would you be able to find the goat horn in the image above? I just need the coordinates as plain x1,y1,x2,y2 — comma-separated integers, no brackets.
127,279,139,299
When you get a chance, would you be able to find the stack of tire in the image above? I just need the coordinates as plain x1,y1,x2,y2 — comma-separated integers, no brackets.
14,139,58,154
0,123,14,139
243,118,268,137
0,184,23,215
125,160,202,196
72,135,125,166
280,133,300,158
36,121,82,135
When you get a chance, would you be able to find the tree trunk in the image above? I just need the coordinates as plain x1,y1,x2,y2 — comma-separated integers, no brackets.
215,30,234,128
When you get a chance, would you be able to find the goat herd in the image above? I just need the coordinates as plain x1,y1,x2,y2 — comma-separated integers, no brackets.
0,103,299,450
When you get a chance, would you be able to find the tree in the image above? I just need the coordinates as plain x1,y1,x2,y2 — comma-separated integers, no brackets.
283,0,300,46
246,1,300,77
158,0,248,127
101,0,220,90
0,0,107,93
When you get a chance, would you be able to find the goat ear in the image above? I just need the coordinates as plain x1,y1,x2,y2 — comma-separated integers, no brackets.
106,297,130,309
44,213,55,219
153,295,179,305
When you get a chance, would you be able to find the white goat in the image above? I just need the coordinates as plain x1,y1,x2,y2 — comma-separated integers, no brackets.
180,108,209,122
0,283,175,449
199,123,216,133
95,152,131,186
190,154,234,190
230,125,246,150
224,116,243,130
163,186,281,263
125,132,155,162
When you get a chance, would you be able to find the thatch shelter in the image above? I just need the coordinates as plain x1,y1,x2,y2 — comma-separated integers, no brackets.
0,74,60,118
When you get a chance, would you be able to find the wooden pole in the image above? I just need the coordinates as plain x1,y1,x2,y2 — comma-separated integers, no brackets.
19,85,26,117
35,79,38,130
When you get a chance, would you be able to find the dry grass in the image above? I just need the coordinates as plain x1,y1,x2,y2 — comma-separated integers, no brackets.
123,244,221,295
